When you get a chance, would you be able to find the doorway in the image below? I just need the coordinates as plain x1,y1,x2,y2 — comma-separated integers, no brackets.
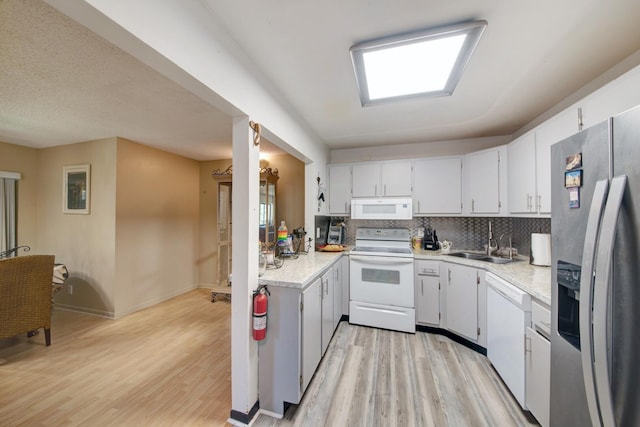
217,181,232,287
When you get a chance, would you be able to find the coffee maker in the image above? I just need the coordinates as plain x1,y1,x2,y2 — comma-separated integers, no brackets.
423,226,439,250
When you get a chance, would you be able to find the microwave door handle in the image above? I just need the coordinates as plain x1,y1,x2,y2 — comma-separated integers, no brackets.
592,175,627,427
579,178,609,427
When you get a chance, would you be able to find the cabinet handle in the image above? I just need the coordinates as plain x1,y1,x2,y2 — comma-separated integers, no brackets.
448,269,451,284
525,335,532,353
471,199,475,212
421,278,424,296
417,200,420,213
537,195,542,212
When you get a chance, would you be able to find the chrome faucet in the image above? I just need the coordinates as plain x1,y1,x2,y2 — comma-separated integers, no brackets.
487,221,498,255
499,234,513,260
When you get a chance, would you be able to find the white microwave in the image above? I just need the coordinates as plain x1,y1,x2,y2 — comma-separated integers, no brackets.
351,198,413,220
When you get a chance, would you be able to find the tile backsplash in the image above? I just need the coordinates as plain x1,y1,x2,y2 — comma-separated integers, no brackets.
322,216,550,257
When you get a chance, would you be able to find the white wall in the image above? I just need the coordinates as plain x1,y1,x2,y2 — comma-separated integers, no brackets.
330,135,511,163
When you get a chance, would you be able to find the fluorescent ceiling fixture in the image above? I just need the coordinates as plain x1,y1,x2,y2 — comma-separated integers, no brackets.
350,21,487,106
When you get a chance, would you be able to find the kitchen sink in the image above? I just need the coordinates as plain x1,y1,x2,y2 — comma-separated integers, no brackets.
447,252,518,264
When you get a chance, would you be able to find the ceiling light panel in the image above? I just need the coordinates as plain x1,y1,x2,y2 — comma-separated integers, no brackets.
350,21,487,106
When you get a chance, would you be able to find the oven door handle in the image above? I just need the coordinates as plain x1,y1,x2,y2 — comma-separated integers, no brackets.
349,255,414,265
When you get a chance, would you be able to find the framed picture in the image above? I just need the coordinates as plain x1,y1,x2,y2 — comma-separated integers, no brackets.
63,164,90,214
565,153,582,170
565,169,582,188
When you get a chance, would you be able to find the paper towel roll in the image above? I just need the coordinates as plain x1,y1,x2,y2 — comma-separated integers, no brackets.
530,233,551,266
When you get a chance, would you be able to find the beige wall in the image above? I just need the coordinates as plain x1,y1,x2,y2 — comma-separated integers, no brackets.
269,153,305,231
198,154,305,286
0,141,39,249
114,138,200,318
36,138,118,317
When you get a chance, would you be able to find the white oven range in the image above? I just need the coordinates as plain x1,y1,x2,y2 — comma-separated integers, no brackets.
349,227,415,333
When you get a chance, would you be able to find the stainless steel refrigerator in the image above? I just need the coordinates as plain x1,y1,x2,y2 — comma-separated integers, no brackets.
550,105,640,426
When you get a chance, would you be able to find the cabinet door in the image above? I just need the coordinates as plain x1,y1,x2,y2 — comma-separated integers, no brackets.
466,149,501,214
526,327,550,427
381,161,412,197
415,261,440,326
340,256,349,316
535,111,576,215
320,270,334,356
508,132,537,213
445,264,478,342
332,263,342,330
414,157,462,214
301,278,322,391
352,163,380,197
328,164,352,214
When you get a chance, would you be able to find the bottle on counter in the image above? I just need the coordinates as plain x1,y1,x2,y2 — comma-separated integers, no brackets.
277,221,288,246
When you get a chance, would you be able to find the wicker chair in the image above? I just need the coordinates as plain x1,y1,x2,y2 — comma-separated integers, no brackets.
0,255,55,346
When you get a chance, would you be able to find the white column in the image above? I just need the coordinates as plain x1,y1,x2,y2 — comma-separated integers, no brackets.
230,116,260,423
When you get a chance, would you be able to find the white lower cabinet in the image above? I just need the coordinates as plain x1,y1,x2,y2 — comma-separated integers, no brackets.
320,269,335,356
415,260,440,326
302,278,323,390
258,258,344,418
525,301,551,427
443,263,481,343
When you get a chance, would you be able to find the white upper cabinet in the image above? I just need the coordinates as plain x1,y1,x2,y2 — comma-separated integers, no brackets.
535,110,578,215
381,161,413,197
508,132,537,214
414,157,462,215
464,146,506,215
328,164,352,215
351,163,379,197
352,161,412,197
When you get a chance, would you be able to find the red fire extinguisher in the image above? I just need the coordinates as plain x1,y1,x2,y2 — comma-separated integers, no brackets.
253,286,269,341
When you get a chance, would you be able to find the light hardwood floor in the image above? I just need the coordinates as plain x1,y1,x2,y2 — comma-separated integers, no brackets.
1,289,537,426
0,289,231,426
255,323,539,427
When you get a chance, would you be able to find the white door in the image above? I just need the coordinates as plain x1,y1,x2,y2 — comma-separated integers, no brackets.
445,264,478,342
381,161,412,197
302,278,322,391
508,132,537,214
414,157,462,214
526,326,551,427
352,163,380,197
321,269,334,356
328,164,352,215
466,148,501,214
416,274,440,326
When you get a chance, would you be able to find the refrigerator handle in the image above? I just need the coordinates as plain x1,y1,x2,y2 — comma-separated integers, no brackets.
592,174,627,427
579,178,609,427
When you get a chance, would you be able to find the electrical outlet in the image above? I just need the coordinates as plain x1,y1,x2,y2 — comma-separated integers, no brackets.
67,283,73,295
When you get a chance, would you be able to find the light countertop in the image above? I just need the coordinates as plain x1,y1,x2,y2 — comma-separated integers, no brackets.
258,248,551,306
258,251,345,289
414,249,551,306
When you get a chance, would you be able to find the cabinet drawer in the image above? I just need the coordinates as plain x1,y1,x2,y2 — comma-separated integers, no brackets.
415,260,439,276
531,300,551,337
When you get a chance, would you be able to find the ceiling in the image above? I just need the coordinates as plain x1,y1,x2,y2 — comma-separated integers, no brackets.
2,0,640,161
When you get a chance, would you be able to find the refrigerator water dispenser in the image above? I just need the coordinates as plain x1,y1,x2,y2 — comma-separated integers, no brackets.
557,260,582,350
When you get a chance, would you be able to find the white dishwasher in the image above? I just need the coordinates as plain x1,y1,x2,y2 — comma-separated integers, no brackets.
486,272,531,409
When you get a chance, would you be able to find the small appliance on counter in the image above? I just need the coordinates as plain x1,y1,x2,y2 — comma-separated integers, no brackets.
327,224,344,245
423,227,439,250
530,233,551,266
